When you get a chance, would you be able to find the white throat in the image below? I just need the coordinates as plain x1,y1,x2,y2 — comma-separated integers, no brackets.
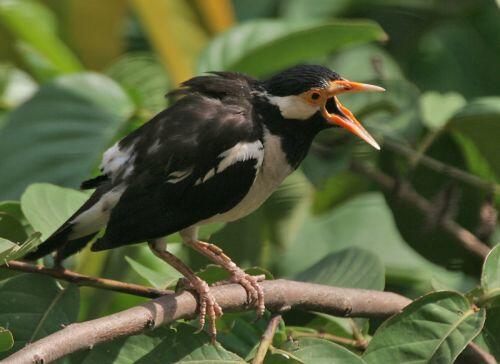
267,95,319,120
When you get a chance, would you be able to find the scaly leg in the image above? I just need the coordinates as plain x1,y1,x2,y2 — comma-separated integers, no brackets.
148,241,222,340
183,239,265,317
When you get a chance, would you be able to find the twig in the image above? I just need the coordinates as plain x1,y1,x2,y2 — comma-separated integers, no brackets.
3,280,411,363
2,260,172,298
383,138,500,194
289,330,368,350
252,314,283,364
349,319,369,350
350,161,492,260
457,342,498,364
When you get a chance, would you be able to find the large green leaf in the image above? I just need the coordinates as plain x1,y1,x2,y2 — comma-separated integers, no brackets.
198,19,387,76
20,183,89,240
106,52,169,115
0,327,13,352
272,337,366,363
0,72,134,199
0,0,82,74
280,192,462,284
363,291,485,363
481,245,500,305
82,324,245,363
0,274,79,359
294,247,384,291
449,97,500,180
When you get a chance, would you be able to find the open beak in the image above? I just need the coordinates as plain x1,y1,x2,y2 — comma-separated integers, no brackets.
321,80,385,150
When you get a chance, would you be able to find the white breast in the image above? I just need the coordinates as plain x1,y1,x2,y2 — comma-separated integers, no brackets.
200,128,293,224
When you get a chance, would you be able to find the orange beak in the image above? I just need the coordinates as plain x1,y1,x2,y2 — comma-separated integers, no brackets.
321,80,385,150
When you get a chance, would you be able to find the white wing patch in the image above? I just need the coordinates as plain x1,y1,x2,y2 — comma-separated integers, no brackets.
195,140,264,185
69,187,125,239
101,142,136,180
166,168,193,184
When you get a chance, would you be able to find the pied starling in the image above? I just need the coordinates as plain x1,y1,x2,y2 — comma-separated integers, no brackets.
26,64,384,338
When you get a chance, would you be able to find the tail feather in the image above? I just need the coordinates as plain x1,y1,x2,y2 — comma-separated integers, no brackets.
24,225,72,260
24,186,111,261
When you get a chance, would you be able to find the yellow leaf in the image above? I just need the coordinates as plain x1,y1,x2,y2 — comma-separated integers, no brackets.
195,0,235,34
63,0,129,70
130,0,208,85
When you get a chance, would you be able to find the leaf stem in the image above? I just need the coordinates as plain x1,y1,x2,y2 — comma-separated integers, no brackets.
289,330,368,350
252,314,283,364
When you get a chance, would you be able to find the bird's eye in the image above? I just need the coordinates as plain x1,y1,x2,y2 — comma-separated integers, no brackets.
311,92,320,100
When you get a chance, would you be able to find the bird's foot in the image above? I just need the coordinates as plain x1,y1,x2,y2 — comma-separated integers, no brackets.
213,269,266,316
186,277,223,341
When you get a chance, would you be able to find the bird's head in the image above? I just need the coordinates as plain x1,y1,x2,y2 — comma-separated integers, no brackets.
262,64,384,150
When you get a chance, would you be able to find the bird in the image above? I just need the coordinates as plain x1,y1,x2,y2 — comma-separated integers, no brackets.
25,64,384,339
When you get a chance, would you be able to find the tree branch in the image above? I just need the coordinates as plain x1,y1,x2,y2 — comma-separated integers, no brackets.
3,260,172,298
350,160,492,260
383,138,500,194
4,279,411,363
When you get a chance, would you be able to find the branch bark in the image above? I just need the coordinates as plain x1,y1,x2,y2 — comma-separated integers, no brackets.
350,160,492,260
4,279,411,364
3,260,172,298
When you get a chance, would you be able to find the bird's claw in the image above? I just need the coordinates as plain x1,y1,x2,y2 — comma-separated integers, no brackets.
189,278,223,342
213,271,265,316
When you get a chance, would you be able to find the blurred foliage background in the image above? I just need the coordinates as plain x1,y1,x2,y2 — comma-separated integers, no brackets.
0,0,499,362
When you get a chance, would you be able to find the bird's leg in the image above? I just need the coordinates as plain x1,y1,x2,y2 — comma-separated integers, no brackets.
147,241,222,340
185,240,265,316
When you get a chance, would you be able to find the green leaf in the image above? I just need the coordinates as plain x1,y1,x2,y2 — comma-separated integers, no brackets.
0,201,27,227
363,291,485,364
198,19,387,76
0,327,13,352
280,192,458,285
0,63,37,110
217,311,275,361
106,52,169,115
280,0,351,20
0,0,82,74
474,306,500,361
276,337,366,363
328,44,404,81
449,97,500,180
125,255,181,289
0,72,134,199
379,134,486,275
0,233,42,263
0,212,26,242
0,274,79,359
21,183,89,240
420,91,466,130
82,324,245,363
481,245,500,304
294,247,384,291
